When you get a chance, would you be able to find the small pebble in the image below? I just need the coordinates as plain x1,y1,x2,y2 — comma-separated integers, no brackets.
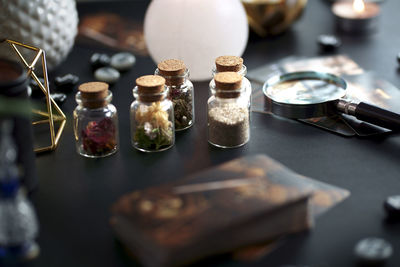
29,77,46,98
318,34,341,52
354,237,393,266
384,195,400,218
50,93,67,106
110,52,136,71
54,74,79,93
396,53,400,65
90,53,111,70
94,67,120,84
27,85,32,97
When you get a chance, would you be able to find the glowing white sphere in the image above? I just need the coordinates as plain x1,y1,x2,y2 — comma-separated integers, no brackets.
144,0,249,81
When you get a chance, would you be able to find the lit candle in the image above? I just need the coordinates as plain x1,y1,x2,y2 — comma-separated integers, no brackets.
353,0,365,14
332,0,380,33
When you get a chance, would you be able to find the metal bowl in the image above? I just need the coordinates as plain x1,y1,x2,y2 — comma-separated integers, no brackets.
241,0,308,36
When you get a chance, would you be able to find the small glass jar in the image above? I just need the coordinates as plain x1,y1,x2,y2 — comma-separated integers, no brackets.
130,75,175,152
208,72,250,148
210,56,252,104
73,82,119,158
155,59,194,131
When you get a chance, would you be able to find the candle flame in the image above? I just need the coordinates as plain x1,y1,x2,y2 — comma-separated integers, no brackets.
353,0,365,13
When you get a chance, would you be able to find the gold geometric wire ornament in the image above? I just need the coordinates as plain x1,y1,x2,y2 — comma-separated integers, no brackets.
2,39,66,153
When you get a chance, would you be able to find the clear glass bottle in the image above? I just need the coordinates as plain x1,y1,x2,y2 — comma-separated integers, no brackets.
73,82,119,158
210,56,251,105
130,75,175,152
155,59,194,131
208,72,250,148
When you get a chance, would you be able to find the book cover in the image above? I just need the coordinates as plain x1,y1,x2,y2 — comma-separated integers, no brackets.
110,154,349,266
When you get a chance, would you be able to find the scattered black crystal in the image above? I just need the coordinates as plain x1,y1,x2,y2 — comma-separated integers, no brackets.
90,53,111,70
29,77,46,98
318,34,341,52
384,195,400,218
50,93,67,106
354,237,393,266
54,74,79,93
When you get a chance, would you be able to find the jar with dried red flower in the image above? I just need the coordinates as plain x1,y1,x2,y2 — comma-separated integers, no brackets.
73,82,119,158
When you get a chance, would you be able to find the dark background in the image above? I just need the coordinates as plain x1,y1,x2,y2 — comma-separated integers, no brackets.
22,0,400,266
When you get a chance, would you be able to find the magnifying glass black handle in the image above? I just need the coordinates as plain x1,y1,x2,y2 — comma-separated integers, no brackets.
337,100,400,131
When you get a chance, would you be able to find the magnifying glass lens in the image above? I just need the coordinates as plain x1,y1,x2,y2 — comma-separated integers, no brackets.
266,79,346,105
263,72,400,131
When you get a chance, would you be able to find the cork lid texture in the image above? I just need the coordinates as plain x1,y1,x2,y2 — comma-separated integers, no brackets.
157,59,186,76
78,82,110,108
214,72,243,98
215,56,243,72
157,59,186,86
214,72,243,90
136,75,166,102
136,75,165,93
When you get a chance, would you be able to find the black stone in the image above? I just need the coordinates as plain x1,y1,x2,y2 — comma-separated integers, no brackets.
90,53,111,70
397,53,400,65
354,237,393,266
384,195,400,218
29,77,46,98
54,74,79,93
50,93,67,106
318,34,341,52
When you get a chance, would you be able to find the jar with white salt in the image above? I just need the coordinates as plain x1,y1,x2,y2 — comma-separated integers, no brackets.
207,72,250,148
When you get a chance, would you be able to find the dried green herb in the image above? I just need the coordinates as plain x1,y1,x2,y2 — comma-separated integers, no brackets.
133,102,174,151
134,124,173,150
170,88,193,130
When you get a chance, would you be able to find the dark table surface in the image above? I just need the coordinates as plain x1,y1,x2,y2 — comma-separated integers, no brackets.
23,0,400,266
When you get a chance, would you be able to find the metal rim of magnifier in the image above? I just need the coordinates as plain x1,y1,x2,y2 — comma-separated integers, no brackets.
262,71,348,119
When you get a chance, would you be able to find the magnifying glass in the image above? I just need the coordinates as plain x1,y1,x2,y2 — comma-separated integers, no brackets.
263,71,400,131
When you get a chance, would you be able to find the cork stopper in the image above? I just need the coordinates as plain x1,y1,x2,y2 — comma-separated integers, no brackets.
215,56,243,72
214,72,242,98
136,75,166,102
78,82,109,108
157,59,186,86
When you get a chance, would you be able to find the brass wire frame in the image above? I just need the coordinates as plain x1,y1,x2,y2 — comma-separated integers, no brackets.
2,39,66,153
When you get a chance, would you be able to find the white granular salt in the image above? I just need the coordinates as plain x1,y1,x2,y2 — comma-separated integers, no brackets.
208,105,249,147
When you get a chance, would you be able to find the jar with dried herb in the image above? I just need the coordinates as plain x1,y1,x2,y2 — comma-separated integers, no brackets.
155,59,194,131
210,56,251,105
208,72,250,148
73,82,119,158
130,75,175,152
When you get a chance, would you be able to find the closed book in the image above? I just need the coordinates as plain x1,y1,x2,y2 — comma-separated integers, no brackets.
110,154,318,266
